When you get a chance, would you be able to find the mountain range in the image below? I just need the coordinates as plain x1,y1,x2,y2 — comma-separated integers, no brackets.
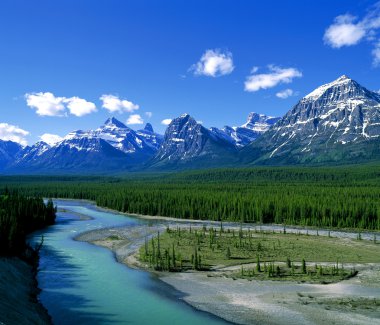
241,75,380,165
1,75,379,173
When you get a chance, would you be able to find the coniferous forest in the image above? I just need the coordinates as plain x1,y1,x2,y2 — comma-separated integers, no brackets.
0,189,56,256
1,164,380,231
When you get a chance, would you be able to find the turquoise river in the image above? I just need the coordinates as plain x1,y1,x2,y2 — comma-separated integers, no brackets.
30,200,229,325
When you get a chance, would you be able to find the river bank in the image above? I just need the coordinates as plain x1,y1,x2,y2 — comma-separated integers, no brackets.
32,200,227,325
75,212,380,325
0,257,51,325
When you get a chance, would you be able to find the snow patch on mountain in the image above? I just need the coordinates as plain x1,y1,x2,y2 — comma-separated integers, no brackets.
261,75,380,158
210,112,280,147
152,114,236,165
304,75,352,100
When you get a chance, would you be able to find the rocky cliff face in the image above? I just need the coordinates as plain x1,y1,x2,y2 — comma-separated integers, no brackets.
136,123,164,151
0,140,23,170
150,114,237,168
215,112,280,147
241,75,380,164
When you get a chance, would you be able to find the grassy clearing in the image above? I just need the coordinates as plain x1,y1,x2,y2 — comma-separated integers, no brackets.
232,261,357,283
138,225,380,283
107,235,121,240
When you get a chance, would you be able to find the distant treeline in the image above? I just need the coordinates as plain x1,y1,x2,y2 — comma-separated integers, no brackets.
0,189,56,256
2,164,380,230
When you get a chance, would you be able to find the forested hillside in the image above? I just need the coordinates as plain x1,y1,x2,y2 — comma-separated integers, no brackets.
1,165,380,230
0,190,56,256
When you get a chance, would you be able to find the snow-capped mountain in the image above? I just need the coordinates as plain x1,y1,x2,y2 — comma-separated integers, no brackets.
149,113,237,169
211,113,280,147
241,75,380,164
11,118,164,173
11,135,131,173
16,141,51,164
0,140,23,170
136,123,164,150
63,117,160,155
3,75,380,174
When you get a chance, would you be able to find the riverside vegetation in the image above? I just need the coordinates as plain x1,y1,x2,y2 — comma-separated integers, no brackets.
0,189,56,256
2,164,380,230
0,189,56,325
138,225,380,283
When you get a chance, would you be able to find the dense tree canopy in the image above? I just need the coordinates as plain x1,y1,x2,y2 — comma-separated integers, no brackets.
1,164,380,230
0,189,56,256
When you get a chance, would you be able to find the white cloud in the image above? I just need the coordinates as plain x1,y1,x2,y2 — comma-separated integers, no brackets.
244,65,302,92
161,119,172,125
145,112,153,118
39,133,63,145
373,41,380,66
324,3,380,66
251,66,259,73
25,92,66,116
100,94,139,113
276,88,294,99
0,123,29,146
126,114,143,125
324,14,366,48
362,3,380,30
25,92,97,117
191,49,234,77
64,97,97,117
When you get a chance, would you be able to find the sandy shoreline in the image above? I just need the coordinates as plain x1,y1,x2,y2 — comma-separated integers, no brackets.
0,257,51,325
74,215,380,325
160,270,380,325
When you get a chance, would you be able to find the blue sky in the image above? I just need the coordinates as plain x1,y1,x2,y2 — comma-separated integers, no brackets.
0,0,380,145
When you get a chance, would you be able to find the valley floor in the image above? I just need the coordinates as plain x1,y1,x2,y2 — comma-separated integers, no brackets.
75,213,380,325
0,258,51,325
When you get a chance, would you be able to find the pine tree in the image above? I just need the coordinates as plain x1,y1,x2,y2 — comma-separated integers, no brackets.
256,255,261,272
286,257,291,268
172,243,176,269
226,246,231,259
302,258,306,274
194,246,198,270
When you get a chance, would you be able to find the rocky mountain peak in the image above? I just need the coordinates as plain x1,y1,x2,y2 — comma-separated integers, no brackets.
246,112,264,123
151,113,236,166
165,114,199,136
144,123,154,133
103,117,127,129
244,75,380,163
302,75,370,103
336,74,350,81
242,112,280,132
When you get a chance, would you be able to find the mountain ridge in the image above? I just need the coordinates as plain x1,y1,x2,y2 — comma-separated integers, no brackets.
1,75,380,173
240,75,380,165
147,114,239,170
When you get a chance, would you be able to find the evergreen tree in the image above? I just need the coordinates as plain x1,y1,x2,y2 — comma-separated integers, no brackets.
256,255,261,272
172,243,176,268
286,257,291,268
193,246,198,270
226,246,231,259
302,259,307,274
